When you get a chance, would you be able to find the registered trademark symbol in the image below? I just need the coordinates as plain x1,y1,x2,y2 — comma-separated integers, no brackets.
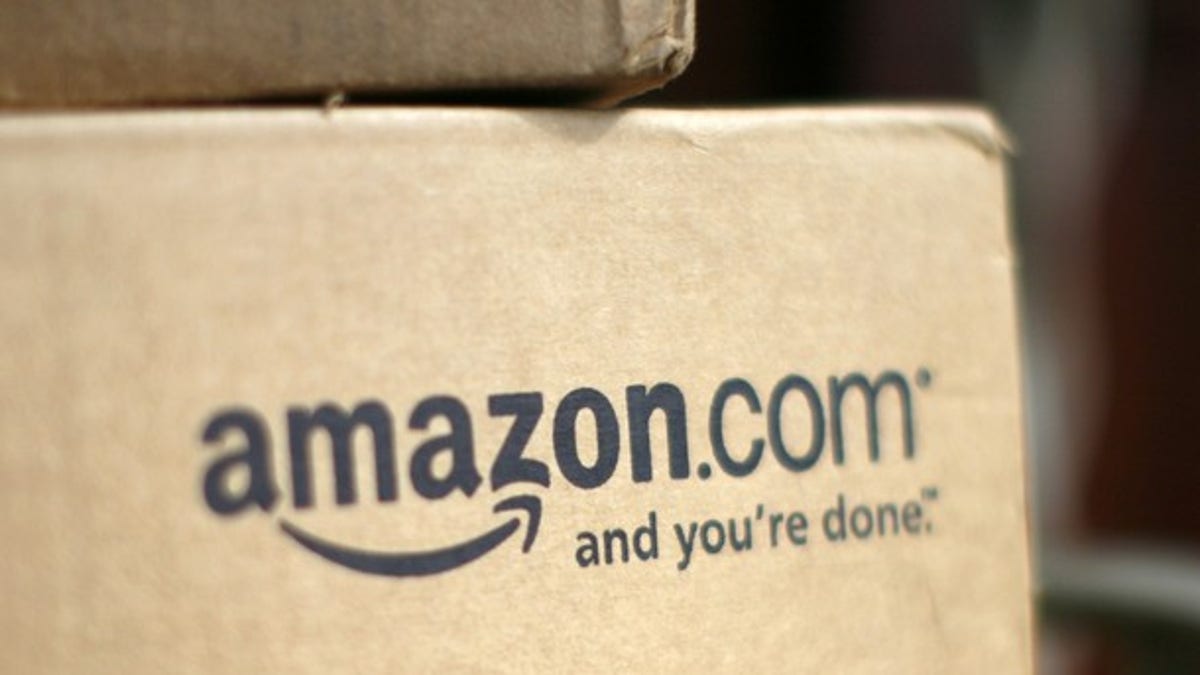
915,368,933,388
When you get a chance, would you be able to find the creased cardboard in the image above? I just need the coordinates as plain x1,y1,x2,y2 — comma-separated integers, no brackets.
0,106,1032,673
0,0,694,107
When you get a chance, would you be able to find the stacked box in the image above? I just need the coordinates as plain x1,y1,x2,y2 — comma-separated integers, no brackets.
0,106,1032,673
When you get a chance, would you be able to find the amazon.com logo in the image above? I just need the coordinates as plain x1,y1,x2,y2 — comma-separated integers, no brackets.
198,369,928,577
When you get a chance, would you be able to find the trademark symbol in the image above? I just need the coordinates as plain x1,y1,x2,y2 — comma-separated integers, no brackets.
920,486,939,532
915,368,933,388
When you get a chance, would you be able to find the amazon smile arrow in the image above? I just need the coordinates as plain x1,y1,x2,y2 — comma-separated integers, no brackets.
278,495,542,577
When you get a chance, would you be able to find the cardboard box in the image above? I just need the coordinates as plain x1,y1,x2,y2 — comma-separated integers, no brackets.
0,107,1032,673
0,0,693,107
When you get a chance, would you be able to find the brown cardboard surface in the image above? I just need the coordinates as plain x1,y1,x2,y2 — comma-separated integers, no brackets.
0,107,1031,673
0,0,693,107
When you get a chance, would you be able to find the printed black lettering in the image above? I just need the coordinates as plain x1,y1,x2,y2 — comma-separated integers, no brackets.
876,502,900,536
633,512,660,561
823,494,848,542
828,371,915,464
198,366,931,579
488,392,550,490
850,505,874,538
553,388,620,489
627,382,691,482
673,521,698,571
575,532,601,568
767,375,826,472
201,408,278,515
786,512,808,545
769,512,785,547
700,519,726,554
903,501,924,533
709,378,764,477
409,396,482,499
287,400,396,509
603,528,630,564
728,517,752,551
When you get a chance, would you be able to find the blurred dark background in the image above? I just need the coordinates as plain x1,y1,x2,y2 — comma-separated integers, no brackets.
641,2,1200,673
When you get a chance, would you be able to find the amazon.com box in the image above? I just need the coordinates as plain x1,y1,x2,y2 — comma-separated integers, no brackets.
0,107,1032,673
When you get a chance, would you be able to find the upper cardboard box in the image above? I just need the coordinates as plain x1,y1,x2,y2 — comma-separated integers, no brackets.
0,0,694,107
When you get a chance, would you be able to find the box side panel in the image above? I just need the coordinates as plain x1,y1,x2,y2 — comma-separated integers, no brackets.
0,108,1030,673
